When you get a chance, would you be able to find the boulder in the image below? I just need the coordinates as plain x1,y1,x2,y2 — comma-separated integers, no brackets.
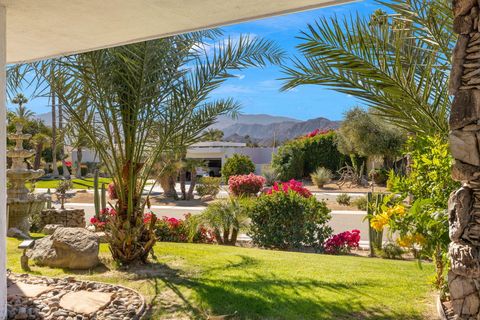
27,227,99,270
41,224,62,235
450,130,480,166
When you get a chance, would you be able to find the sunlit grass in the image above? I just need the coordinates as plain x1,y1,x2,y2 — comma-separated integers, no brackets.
7,237,435,319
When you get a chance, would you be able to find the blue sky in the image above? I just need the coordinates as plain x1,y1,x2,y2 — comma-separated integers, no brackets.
12,0,381,121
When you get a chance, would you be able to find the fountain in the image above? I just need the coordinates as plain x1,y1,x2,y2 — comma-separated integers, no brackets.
7,122,46,234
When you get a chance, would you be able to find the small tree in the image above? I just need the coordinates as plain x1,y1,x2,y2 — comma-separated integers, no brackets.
222,154,255,183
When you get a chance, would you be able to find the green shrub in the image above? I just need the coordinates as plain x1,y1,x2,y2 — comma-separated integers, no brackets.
248,191,332,250
262,167,279,186
377,242,404,260
272,131,344,181
192,197,252,245
352,196,368,211
369,168,388,185
336,193,351,206
310,167,332,188
196,177,221,199
222,154,255,183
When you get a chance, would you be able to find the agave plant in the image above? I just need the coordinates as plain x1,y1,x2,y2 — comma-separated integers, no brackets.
282,0,455,137
31,31,283,265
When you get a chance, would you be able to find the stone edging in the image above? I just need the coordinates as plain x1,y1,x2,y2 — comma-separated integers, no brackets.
7,272,148,320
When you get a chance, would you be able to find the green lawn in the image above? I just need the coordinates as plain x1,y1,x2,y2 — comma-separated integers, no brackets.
7,237,435,319
29,177,113,190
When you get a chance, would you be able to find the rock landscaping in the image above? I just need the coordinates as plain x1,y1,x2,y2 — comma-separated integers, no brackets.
37,208,86,230
27,227,99,270
7,272,146,320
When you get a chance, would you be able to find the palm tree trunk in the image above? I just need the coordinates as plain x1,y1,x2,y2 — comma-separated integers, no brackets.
58,101,70,179
33,142,43,170
51,89,59,176
229,227,239,245
76,147,83,177
187,168,197,200
159,175,178,200
179,168,187,200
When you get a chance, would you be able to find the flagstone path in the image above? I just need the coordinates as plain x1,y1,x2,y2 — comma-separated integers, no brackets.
6,273,146,320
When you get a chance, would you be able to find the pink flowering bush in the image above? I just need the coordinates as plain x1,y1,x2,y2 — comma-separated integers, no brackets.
304,128,333,139
228,173,266,196
90,207,117,230
265,179,312,198
154,213,214,243
324,229,361,255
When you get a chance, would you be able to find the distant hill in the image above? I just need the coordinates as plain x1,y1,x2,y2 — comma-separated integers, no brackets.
35,111,340,146
223,117,340,146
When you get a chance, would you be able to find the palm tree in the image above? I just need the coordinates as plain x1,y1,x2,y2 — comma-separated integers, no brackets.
31,133,51,170
202,128,224,141
43,31,283,265
50,67,60,177
282,0,454,137
184,158,207,200
11,93,34,120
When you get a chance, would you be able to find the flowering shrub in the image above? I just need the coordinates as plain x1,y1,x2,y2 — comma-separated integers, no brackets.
107,182,118,200
90,207,117,230
265,179,312,198
304,128,332,138
370,204,405,232
249,190,332,250
324,230,361,254
65,161,72,168
155,214,214,243
228,173,265,196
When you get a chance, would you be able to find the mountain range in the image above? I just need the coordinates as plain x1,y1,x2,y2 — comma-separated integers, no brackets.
34,112,340,146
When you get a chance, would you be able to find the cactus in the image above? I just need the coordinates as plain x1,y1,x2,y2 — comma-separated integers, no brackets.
46,188,52,209
101,183,107,211
94,169,100,218
367,192,385,257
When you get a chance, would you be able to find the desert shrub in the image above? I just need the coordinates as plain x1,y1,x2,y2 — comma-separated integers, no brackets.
265,179,312,198
155,214,214,243
272,130,344,181
378,242,404,260
310,167,332,188
324,230,361,255
228,173,265,197
353,196,368,211
248,190,332,250
369,168,388,185
222,154,255,183
262,167,279,186
196,177,221,199
336,193,351,206
192,197,252,245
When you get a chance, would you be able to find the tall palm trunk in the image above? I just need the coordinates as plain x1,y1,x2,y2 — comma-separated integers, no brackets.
58,102,70,179
179,168,187,200
76,147,83,177
159,175,178,200
51,89,59,176
187,168,197,200
33,142,43,170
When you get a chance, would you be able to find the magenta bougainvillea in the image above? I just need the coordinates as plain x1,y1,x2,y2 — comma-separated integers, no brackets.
155,214,215,243
265,179,312,198
324,229,361,254
90,207,117,230
304,128,333,139
228,173,266,196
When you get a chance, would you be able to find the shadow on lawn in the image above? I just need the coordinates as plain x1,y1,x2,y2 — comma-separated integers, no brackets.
127,255,426,320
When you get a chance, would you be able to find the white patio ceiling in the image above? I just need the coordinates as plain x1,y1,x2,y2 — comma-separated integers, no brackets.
2,0,357,64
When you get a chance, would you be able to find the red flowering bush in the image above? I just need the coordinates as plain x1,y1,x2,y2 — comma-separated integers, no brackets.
324,229,361,255
304,128,332,138
265,179,312,198
154,213,214,243
64,161,73,167
90,207,117,230
228,173,266,196
107,182,118,200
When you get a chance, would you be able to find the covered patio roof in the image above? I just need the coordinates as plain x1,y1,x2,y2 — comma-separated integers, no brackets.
2,0,357,64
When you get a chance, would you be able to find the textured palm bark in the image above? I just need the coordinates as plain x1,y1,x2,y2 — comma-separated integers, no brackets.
449,1,480,318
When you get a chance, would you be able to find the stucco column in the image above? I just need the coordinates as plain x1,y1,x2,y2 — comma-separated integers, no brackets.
0,5,6,319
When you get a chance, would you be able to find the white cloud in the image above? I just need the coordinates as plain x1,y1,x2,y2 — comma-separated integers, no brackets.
234,74,246,80
213,84,254,94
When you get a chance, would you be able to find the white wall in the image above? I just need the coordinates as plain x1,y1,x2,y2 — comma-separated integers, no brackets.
0,5,7,318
